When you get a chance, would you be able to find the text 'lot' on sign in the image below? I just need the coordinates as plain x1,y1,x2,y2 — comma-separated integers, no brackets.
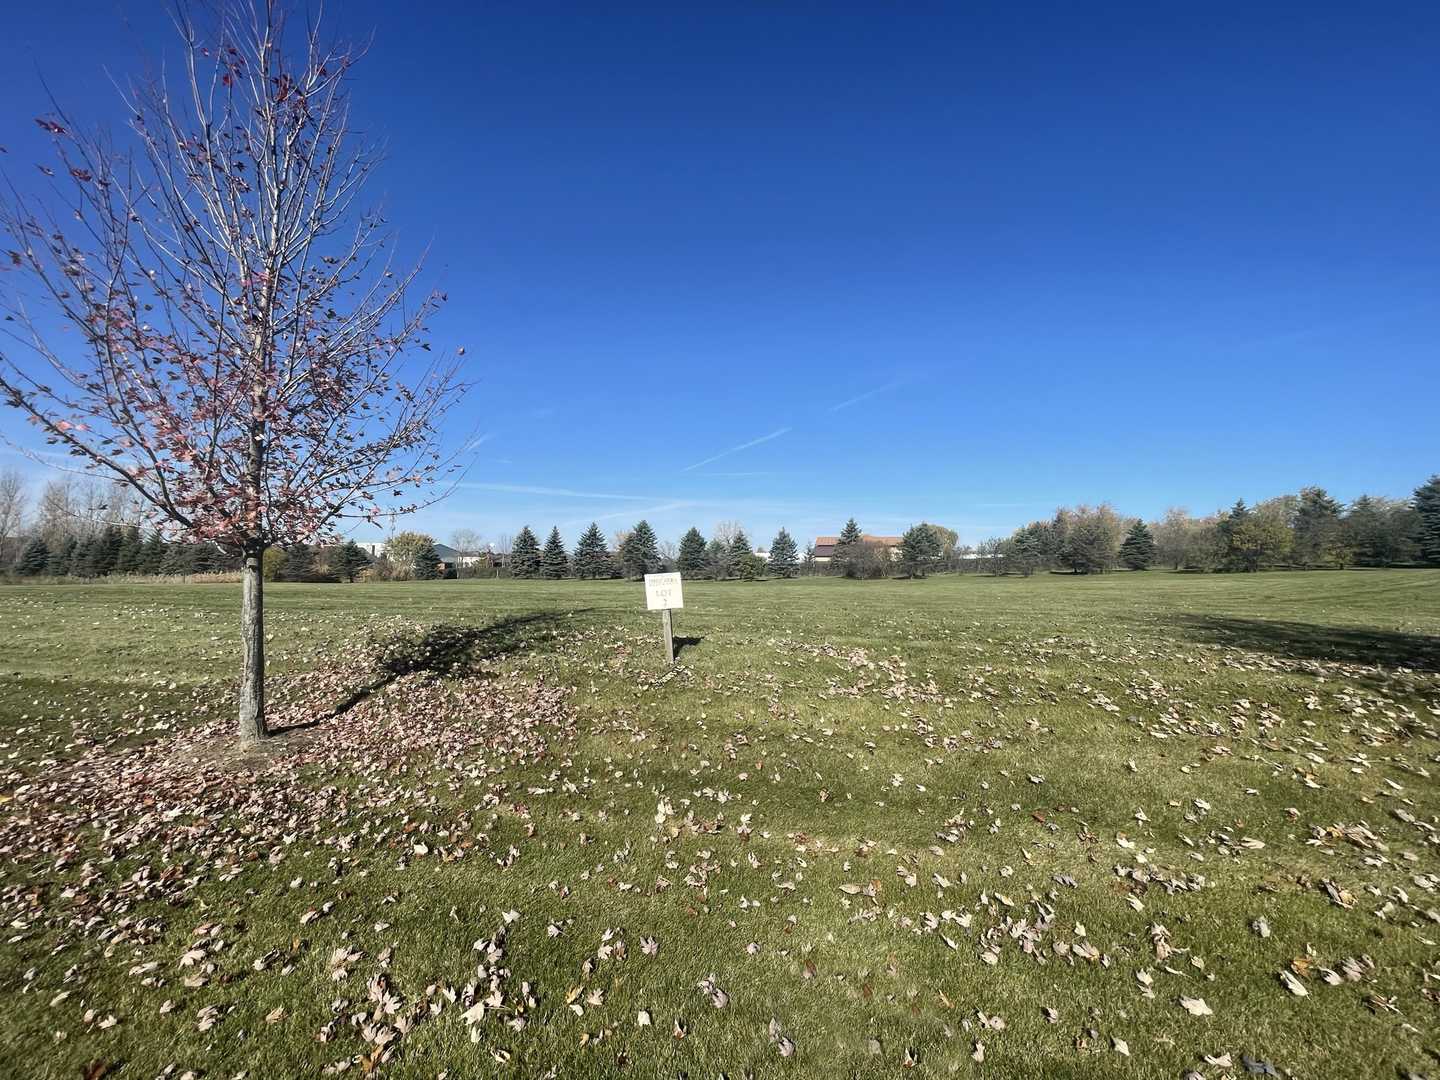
644,573,684,611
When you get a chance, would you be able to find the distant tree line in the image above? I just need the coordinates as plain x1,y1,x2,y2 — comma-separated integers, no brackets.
2,471,379,581
983,475,1440,575
10,470,1436,584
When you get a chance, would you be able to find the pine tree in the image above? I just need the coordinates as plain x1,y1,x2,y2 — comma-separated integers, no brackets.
836,518,863,549
898,524,941,578
1118,520,1158,570
541,527,570,579
282,543,317,579
192,542,222,573
114,526,144,573
677,527,707,575
411,536,442,579
767,528,799,579
12,537,49,576
705,537,732,580
137,532,166,575
47,536,78,576
1294,487,1345,568
1415,475,1440,567
70,538,96,577
728,529,752,561
832,517,864,576
620,520,661,579
87,524,123,576
572,522,612,580
329,539,370,582
1218,500,1251,572
158,541,191,576
510,526,541,579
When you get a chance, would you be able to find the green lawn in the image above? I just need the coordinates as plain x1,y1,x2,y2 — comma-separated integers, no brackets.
1,570,1437,1079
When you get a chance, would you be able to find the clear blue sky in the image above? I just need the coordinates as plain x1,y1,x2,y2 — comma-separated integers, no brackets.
2,1,1437,551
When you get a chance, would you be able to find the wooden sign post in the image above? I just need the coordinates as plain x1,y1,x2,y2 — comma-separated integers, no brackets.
644,572,684,663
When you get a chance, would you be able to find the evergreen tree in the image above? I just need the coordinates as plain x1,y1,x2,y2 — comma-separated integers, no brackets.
281,543,317,578
572,522,612,580
836,517,863,549
1347,495,1419,567
1217,500,1252,572
619,520,660,579
191,542,222,573
158,541,191,576
541,527,570,579
411,536,442,579
510,526,541,579
1118,520,1157,570
114,526,144,573
1415,475,1440,567
137,532,166,575
12,536,49,576
70,538,96,577
87,524,123,576
736,553,765,581
1006,527,1047,577
1294,487,1345,568
898,523,941,577
677,527,707,574
767,528,799,579
831,517,864,576
728,529,752,560
329,539,370,582
705,537,733,580
47,536,78,576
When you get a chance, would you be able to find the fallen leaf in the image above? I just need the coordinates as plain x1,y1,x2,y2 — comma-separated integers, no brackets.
1278,970,1308,997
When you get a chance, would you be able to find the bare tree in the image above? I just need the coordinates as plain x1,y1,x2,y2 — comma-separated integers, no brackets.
0,3,467,739
713,519,746,547
449,527,483,560
33,476,81,544
0,467,25,562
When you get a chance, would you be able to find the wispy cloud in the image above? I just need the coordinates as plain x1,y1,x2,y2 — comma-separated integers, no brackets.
560,501,694,528
680,427,792,473
454,482,652,501
829,379,909,412
1233,302,1436,350
696,471,790,477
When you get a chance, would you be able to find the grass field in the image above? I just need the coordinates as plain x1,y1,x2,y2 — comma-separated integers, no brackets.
1,570,1437,1079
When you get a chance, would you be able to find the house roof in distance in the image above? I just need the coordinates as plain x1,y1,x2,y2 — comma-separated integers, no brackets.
814,534,904,547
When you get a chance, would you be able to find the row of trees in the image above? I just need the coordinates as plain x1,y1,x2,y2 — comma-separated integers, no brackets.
987,476,1440,575
6,521,381,583
501,521,803,581
467,518,952,582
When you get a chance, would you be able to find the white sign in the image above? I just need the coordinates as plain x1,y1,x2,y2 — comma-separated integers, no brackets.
644,572,684,611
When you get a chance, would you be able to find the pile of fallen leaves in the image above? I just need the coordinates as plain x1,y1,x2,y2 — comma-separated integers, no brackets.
1,633,575,955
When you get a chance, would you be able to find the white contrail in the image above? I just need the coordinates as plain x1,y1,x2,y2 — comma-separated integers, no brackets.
830,379,909,412
680,427,791,473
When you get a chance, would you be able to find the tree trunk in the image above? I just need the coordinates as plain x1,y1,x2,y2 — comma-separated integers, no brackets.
239,544,267,740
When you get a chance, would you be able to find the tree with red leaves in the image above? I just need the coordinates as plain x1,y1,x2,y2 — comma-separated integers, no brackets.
0,3,468,740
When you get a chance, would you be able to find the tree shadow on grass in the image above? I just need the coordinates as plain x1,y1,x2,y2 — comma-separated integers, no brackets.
1170,614,1440,673
312,611,585,723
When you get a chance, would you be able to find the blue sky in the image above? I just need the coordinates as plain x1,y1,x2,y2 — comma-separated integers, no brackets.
2,1,1437,552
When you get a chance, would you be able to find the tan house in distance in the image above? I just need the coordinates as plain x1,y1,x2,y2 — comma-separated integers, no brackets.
811,534,905,565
